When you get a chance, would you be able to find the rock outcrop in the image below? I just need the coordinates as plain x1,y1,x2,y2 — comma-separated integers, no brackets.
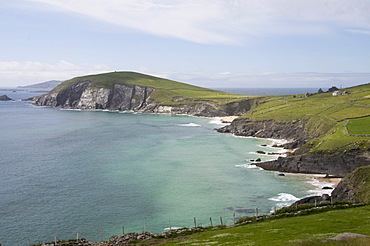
217,118,313,149
32,81,254,117
0,94,13,101
292,194,331,205
256,150,370,177
292,166,370,205
217,117,370,177
331,166,370,202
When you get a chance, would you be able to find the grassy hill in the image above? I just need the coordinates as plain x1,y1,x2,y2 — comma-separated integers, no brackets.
240,83,370,153
52,71,248,106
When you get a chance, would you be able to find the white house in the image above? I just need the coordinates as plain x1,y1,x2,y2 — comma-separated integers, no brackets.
332,91,340,96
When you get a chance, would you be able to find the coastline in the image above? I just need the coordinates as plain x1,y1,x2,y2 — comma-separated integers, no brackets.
211,116,342,201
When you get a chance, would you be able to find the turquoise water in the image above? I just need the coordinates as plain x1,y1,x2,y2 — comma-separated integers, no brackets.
0,91,314,245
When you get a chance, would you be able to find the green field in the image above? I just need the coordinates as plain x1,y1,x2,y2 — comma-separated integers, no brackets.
157,205,370,245
241,83,370,153
347,116,370,135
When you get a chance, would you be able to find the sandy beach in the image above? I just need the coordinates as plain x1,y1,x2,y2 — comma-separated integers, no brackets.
220,116,239,123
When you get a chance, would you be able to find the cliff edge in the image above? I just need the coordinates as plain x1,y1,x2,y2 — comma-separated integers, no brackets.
217,83,370,177
32,71,253,117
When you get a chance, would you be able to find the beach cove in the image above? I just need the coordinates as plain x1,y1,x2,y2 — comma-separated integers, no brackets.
0,91,335,245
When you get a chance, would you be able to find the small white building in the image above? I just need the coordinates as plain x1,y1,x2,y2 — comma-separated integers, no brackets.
332,91,340,96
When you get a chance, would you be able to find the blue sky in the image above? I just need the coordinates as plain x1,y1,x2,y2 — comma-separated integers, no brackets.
1,0,370,88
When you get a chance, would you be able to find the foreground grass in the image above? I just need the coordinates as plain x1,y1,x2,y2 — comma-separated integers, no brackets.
157,205,370,245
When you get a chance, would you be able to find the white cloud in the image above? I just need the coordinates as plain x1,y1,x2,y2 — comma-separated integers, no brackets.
0,60,111,87
346,29,370,35
24,0,370,44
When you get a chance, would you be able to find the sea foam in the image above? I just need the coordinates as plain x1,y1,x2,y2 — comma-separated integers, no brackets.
178,123,201,127
268,193,299,208
235,164,263,170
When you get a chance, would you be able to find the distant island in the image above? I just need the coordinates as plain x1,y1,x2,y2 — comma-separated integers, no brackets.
18,80,63,91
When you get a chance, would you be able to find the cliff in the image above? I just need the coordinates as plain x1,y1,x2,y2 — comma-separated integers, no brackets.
331,166,370,203
293,166,370,205
217,83,370,177
257,150,370,177
217,117,370,177
32,72,252,117
217,118,313,149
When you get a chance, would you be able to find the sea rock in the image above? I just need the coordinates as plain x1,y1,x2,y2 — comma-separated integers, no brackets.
0,94,13,101
322,186,333,190
255,150,370,177
292,194,331,205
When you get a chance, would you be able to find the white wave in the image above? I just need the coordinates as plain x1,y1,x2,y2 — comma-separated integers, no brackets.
235,164,263,170
268,193,299,202
178,123,201,127
306,175,337,196
268,193,300,209
118,110,134,113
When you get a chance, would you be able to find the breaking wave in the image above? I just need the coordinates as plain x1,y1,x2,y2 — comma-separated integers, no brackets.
268,193,299,208
178,123,201,127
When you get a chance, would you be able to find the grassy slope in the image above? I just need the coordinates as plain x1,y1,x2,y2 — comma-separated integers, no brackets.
340,166,370,203
158,205,370,245
241,83,370,153
52,71,248,106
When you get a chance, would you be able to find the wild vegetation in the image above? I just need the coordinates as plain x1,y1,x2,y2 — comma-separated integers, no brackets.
240,83,370,153
51,71,249,106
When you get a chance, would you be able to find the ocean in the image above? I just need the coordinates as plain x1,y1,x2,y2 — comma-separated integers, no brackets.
0,89,333,245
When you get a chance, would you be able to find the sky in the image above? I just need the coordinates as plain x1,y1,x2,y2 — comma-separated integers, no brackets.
1,0,370,88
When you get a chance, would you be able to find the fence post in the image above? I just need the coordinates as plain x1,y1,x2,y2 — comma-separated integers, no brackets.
122,226,124,235
220,217,223,226
256,208,258,217
194,217,197,228
168,220,171,231
210,217,213,227
233,213,235,224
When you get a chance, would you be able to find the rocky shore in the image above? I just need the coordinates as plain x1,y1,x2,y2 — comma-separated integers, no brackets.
217,117,370,178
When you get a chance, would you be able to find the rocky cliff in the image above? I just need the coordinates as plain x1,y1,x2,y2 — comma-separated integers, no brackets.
331,166,370,202
32,80,252,117
293,166,370,205
217,117,314,149
217,117,370,177
257,150,370,177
